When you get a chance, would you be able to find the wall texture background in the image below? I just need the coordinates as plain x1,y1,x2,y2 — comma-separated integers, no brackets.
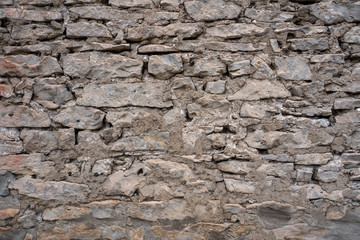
0,0,360,239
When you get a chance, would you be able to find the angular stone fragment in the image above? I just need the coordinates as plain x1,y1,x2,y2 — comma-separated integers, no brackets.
245,9,294,22
92,159,113,176
148,54,183,80
0,104,50,128
145,159,194,182
3,44,53,55
20,130,58,153
334,98,360,110
185,57,226,77
0,55,61,77
344,27,360,44
314,160,342,183
228,60,254,78
289,38,329,51
224,179,256,194
252,56,276,79
264,154,294,163
67,22,112,38
11,24,63,40
275,57,311,81
203,42,265,52
240,102,277,119
109,0,152,8
257,163,294,178
144,11,179,24
228,79,291,101
207,24,268,39
295,166,313,182
218,161,251,174
111,132,170,152
64,0,97,4
335,111,360,124
0,172,15,197
0,141,22,156
34,79,73,105
69,6,143,21
184,0,241,21
54,107,105,130
0,197,20,220
0,84,14,98
0,8,62,21
43,206,90,221
63,52,142,79
106,109,158,128
78,42,131,52
9,176,89,201
77,83,172,108
17,0,53,5
295,153,332,165
310,54,345,64
205,81,226,94
138,45,178,54
311,1,360,25
0,154,54,177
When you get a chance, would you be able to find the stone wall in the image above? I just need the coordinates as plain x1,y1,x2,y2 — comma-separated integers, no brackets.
1,0,360,239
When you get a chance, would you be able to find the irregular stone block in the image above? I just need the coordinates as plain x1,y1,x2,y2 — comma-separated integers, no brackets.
207,24,268,39
144,11,179,24
66,22,112,38
335,111,360,124
0,154,54,177
0,141,22,156
205,81,226,94
245,9,294,22
325,81,360,93
202,42,266,52
275,56,311,81
64,0,97,4
344,27,360,44
184,0,241,21
218,161,251,174
295,153,332,165
63,52,143,79
228,60,254,78
289,38,329,51
106,108,158,128
0,0,12,5
295,166,313,182
257,163,294,178
9,176,89,201
311,1,360,25
334,98,360,110
109,0,152,8
11,24,63,40
0,84,14,98
228,79,291,101
0,8,62,21
138,44,178,54
251,56,276,79
20,130,58,153
54,107,105,130
148,54,183,80
69,6,143,21
240,102,277,119
0,104,51,128
224,179,256,193
0,55,61,77
77,83,172,108
185,57,226,77
0,196,20,220
0,172,15,197
145,158,194,182
310,54,345,63
34,78,73,105
111,132,170,152
17,0,53,5
43,206,90,221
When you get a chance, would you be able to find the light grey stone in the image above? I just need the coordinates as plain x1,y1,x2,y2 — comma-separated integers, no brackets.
109,0,152,8
20,130,58,153
203,42,266,52
228,60,254,78
311,1,360,25
275,56,311,81
344,27,360,44
207,24,269,39
11,24,63,40
205,81,226,94
289,38,329,51
334,98,360,110
295,153,333,166
69,6,143,21
310,54,345,63
245,9,294,22
0,8,62,21
111,132,170,152
185,57,226,77
148,54,183,80
224,179,256,193
335,111,360,124
218,161,251,174
66,22,112,38
34,78,73,105
257,163,294,178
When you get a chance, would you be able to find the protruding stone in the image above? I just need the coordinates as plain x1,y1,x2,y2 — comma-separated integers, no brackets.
111,132,170,152
20,130,58,153
63,52,143,79
0,8,62,21
184,0,241,21
344,27,360,44
289,38,329,51
11,24,63,40
185,57,226,77
275,56,311,81
148,54,183,80
0,55,61,77
109,0,152,8
245,9,294,22
224,179,256,194
295,153,332,166
0,104,50,128
207,24,268,39
17,0,53,5
9,176,89,201
0,196,20,220
54,107,105,130
78,83,172,108
228,79,291,101
66,22,112,38
218,161,251,174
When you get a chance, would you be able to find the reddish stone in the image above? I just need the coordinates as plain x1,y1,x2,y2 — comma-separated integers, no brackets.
0,84,14,98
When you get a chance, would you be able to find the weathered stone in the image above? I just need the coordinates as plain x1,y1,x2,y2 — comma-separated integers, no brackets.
218,161,251,174
139,182,174,201
144,11,179,24
205,81,226,94
240,102,277,119
0,172,15,197
344,27,360,44
0,141,23,156
207,24,269,39
148,54,183,80
325,81,360,93
272,223,327,240
145,158,194,182
160,0,179,10
310,54,345,63
111,132,170,152
295,153,332,166
54,107,105,130
69,6,143,21
20,130,58,153
311,1,360,25
109,0,152,8
228,79,291,101
92,159,113,176
0,196,20,220
203,42,266,52
64,0,97,4
275,56,311,81
257,163,294,178
251,56,276,79
77,83,172,108
56,128,76,150
0,84,14,98
0,104,50,128
11,24,63,40
184,0,241,21
295,166,313,182
335,111,360,124
17,0,53,5
43,206,90,221
0,8,62,21
3,43,54,55
78,42,131,52
224,179,256,194
314,160,342,183
33,79,73,105
334,98,360,110
228,60,254,78
66,22,112,38
185,57,226,77
0,0,12,5
63,52,143,79
245,9,294,22
138,44,178,54
263,154,294,163
0,154,54,177
106,108,157,128
0,55,61,77
289,38,329,51
9,176,89,201
293,184,343,201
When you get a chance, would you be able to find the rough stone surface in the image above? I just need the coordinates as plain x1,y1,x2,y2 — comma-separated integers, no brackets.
1,0,360,239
